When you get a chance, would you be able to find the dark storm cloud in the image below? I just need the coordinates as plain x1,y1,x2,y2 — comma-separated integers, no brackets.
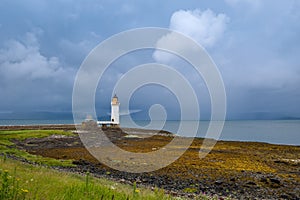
0,0,299,119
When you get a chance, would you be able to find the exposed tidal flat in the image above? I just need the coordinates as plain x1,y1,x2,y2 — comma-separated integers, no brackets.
1,119,300,145
1,124,299,199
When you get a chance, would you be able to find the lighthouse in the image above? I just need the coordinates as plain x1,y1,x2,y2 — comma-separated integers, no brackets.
111,94,120,124
96,94,120,127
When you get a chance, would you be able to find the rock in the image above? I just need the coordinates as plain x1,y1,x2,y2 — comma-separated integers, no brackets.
72,159,89,166
215,180,223,185
275,159,300,166
142,178,148,183
246,181,256,186
260,177,268,183
269,178,280,184
280,194,289,199
135,178,142,184
119,178,126,183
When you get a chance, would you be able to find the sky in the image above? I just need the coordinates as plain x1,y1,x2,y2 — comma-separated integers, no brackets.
0,0,300,120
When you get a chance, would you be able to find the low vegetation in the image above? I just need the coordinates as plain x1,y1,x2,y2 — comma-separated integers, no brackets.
0,130,75,167
0,157,173,200
1,128,299,199
0,129,226,199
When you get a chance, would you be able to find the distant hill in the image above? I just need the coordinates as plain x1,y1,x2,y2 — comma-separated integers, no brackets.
0,111,73,120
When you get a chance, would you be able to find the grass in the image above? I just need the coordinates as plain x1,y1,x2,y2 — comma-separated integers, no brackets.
0,130,172,199
0,157,226,200
0,129,229,200
0,157,175,200
0,130,75,167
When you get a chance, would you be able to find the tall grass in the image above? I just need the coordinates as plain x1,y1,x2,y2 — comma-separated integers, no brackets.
0,157,177,200
0,166,28,200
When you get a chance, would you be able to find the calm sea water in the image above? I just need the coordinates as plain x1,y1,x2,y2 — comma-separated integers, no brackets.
0,119,299,146
122,119,300,146
0,119,75,126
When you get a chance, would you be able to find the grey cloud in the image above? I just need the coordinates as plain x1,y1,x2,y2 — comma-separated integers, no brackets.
1,0,300,120
0,32,75,111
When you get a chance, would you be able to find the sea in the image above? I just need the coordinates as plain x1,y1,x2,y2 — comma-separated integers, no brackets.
0,119,299,146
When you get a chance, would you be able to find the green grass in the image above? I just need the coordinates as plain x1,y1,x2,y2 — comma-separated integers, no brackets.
0,157,175,200
0,130,173,199
0,130,75,142
0,130,228,200
0,130,75,167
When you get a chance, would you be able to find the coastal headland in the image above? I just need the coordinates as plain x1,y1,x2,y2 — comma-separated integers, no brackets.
2,125,300,199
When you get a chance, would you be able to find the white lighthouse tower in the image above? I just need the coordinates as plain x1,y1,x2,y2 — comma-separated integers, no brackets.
111,94,120,125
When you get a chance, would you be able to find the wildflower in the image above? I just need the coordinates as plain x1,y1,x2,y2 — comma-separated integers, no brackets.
21,189,29,193
111,186,116,190
16,178,20,181
30,178,34,182
4,170,8,173
134,189,140,193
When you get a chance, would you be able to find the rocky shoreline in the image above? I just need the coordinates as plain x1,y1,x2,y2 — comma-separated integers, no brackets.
0,124,76,131
3,125,300,199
